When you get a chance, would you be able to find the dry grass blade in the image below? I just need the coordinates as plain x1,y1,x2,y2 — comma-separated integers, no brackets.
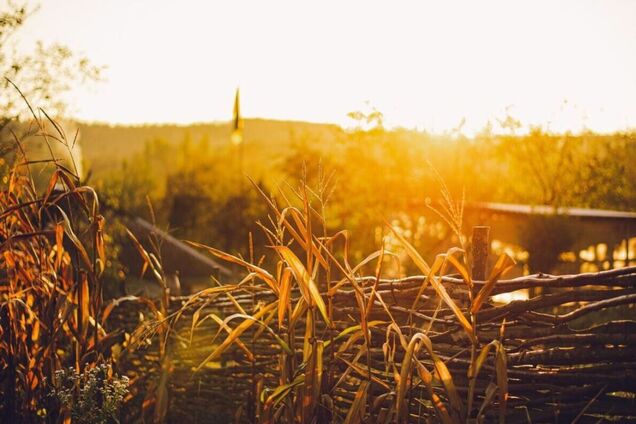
314,340,324,401
278,267,292,328
55,206,92,269
468,340,501,380
387,220,430,274
55,222,64,269
337,352,391,391
343,380,369,424
466,339,508,422
289,296,307,328
471,253,516,314
279,206,329,270
428,278,474,343
187,240,279,294
328,321,386,347
303,308,313,361
419,336,464,420
494,342,508,424
263,375,305,423
172,282,243,324
409,254,445,319
272,246,331,327
78,274,90,340
477,382,498,422
194,301,278,371
203,313,255,362
125,228,153,281
414,363,453,424
395,332,464,422
395,334,421,422
445,247,472,288
328,249,397,295
390,224,475,342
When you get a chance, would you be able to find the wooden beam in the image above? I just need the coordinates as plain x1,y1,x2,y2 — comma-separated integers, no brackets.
472,226,490,281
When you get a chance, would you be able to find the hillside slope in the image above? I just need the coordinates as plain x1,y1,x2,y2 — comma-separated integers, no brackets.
78,119,344,175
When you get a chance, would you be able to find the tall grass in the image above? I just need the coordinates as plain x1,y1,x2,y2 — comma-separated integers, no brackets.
0,90,112,421
180,177,516,423
122,212,176,423
0,89,176,422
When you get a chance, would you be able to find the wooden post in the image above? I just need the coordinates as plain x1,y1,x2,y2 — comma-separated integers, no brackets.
472,226,490,281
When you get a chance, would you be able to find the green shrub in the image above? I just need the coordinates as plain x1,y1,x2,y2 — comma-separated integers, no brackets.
50,364,129,424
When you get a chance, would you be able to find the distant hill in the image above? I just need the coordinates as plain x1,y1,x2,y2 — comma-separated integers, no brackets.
77,119,344,175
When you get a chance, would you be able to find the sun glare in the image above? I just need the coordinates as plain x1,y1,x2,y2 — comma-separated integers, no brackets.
17,0,636,133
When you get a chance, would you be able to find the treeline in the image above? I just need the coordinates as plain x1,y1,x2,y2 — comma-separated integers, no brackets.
86,121,635,277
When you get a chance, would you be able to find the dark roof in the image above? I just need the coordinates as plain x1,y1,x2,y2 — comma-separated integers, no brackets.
131,217,232,278
469,202,636,222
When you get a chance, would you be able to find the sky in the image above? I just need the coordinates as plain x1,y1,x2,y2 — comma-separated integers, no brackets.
17,0,636,134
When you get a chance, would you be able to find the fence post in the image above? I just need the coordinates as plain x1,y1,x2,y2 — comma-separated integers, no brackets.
472,226,490,282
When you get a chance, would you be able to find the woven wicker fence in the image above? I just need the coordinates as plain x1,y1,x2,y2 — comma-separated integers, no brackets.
113,263,636,423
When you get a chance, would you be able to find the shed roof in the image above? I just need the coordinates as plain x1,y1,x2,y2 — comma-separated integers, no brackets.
468,202,636,222
130,217,232,278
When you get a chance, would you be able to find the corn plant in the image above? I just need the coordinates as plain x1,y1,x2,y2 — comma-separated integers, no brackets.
179,175,516,423
120,221,173,424
0,88,112,421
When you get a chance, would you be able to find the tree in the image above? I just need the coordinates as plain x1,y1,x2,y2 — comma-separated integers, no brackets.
0,1,101,125
0,1,102,189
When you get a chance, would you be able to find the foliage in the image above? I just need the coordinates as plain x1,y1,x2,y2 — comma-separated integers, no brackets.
96,134,271,265
87,118,636,277
0,105,112,421
0,1,102,122
50,364,129,424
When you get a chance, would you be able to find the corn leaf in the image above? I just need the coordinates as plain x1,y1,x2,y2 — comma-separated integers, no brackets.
415,363,454,424
195,301,278,371
387,221,430,274
187,240,279,294
278,267,292,328
273,246,331,327
471,253,516,314
445,247,472,288
391,227,475,342
495,342,508,424
343,380,369,424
